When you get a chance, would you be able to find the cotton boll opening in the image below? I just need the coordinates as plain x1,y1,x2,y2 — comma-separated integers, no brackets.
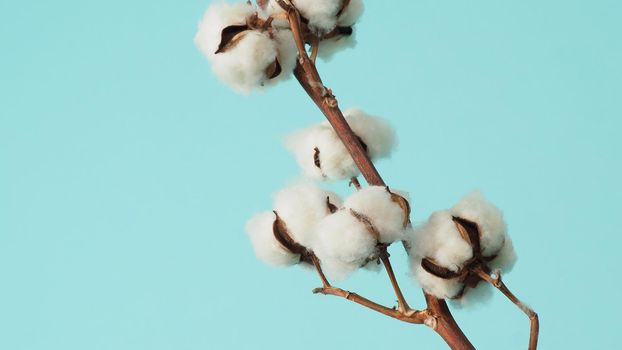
412,210,474,272
195,3,295,93
343,186,409,244
451,190,507,257
246,212,301,267
411,258,465,299
208,30,282,93
194,2,256,59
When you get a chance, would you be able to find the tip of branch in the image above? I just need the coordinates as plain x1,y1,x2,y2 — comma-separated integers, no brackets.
312,287,326,294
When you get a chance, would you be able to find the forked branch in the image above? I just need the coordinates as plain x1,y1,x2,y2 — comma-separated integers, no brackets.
310,251,429,325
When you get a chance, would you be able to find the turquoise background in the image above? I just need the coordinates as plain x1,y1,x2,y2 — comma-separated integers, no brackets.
1,0,620,349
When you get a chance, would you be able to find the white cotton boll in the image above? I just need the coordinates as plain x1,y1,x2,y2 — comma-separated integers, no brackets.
411,258,464,299
343,186,408,243
285,109,396,181
195,3,292,93
285,123,359,181
273,183,342,247
316,0,363,60
272,29,298,81
260,1,290,29
317,30,357,61
292,0,341,34
194,2,255,59
311,210,378,280
337,0,364,27
345,108,397,159
207,31,281,93
488,235,517,273
412,211,474,272
451,190,507,258
246,212,300,267
286,124,326,180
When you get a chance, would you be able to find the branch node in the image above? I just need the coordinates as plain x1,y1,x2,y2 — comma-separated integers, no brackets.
424,315,438,330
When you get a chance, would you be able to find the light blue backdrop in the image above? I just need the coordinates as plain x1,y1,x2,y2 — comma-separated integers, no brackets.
1,0,620,349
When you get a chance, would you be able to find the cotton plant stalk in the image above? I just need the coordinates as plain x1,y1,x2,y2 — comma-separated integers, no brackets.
195,1,539,349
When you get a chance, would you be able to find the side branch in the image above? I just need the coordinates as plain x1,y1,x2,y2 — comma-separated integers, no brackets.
476,269,540,350
379,247,410,312
313,286,430,324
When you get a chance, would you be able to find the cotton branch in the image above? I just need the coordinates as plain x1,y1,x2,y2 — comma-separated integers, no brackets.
279,3,474,349
475,268,540,350
202,2,537,349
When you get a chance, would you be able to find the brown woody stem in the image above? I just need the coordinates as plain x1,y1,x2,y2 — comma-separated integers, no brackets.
350,176,362,190
475,268,540,350
379,247,410,312
311,254,331,288
310,37,319,63
283,4,474,349
313,286,429,324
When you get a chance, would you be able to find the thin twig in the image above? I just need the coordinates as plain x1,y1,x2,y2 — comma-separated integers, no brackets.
310,251,427,323
310,37,319,63
379,247,410,312
349,176,361,190
311,253,331,288
313,286,429,324
475,268,540,350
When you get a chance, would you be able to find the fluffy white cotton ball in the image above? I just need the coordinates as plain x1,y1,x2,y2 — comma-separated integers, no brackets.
451,190,507,258
195,2,295,93
207,31,281,93
411,257,465,299
343,186,409,243
194,2,255,57
311,210,378,280
285,108,396,181
409,192,518,301
273,183,342,247
291,0,342,34
246,211,301,267
285,123,359,180
272,29,299,80
411,210,474,272
345,108,396,159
